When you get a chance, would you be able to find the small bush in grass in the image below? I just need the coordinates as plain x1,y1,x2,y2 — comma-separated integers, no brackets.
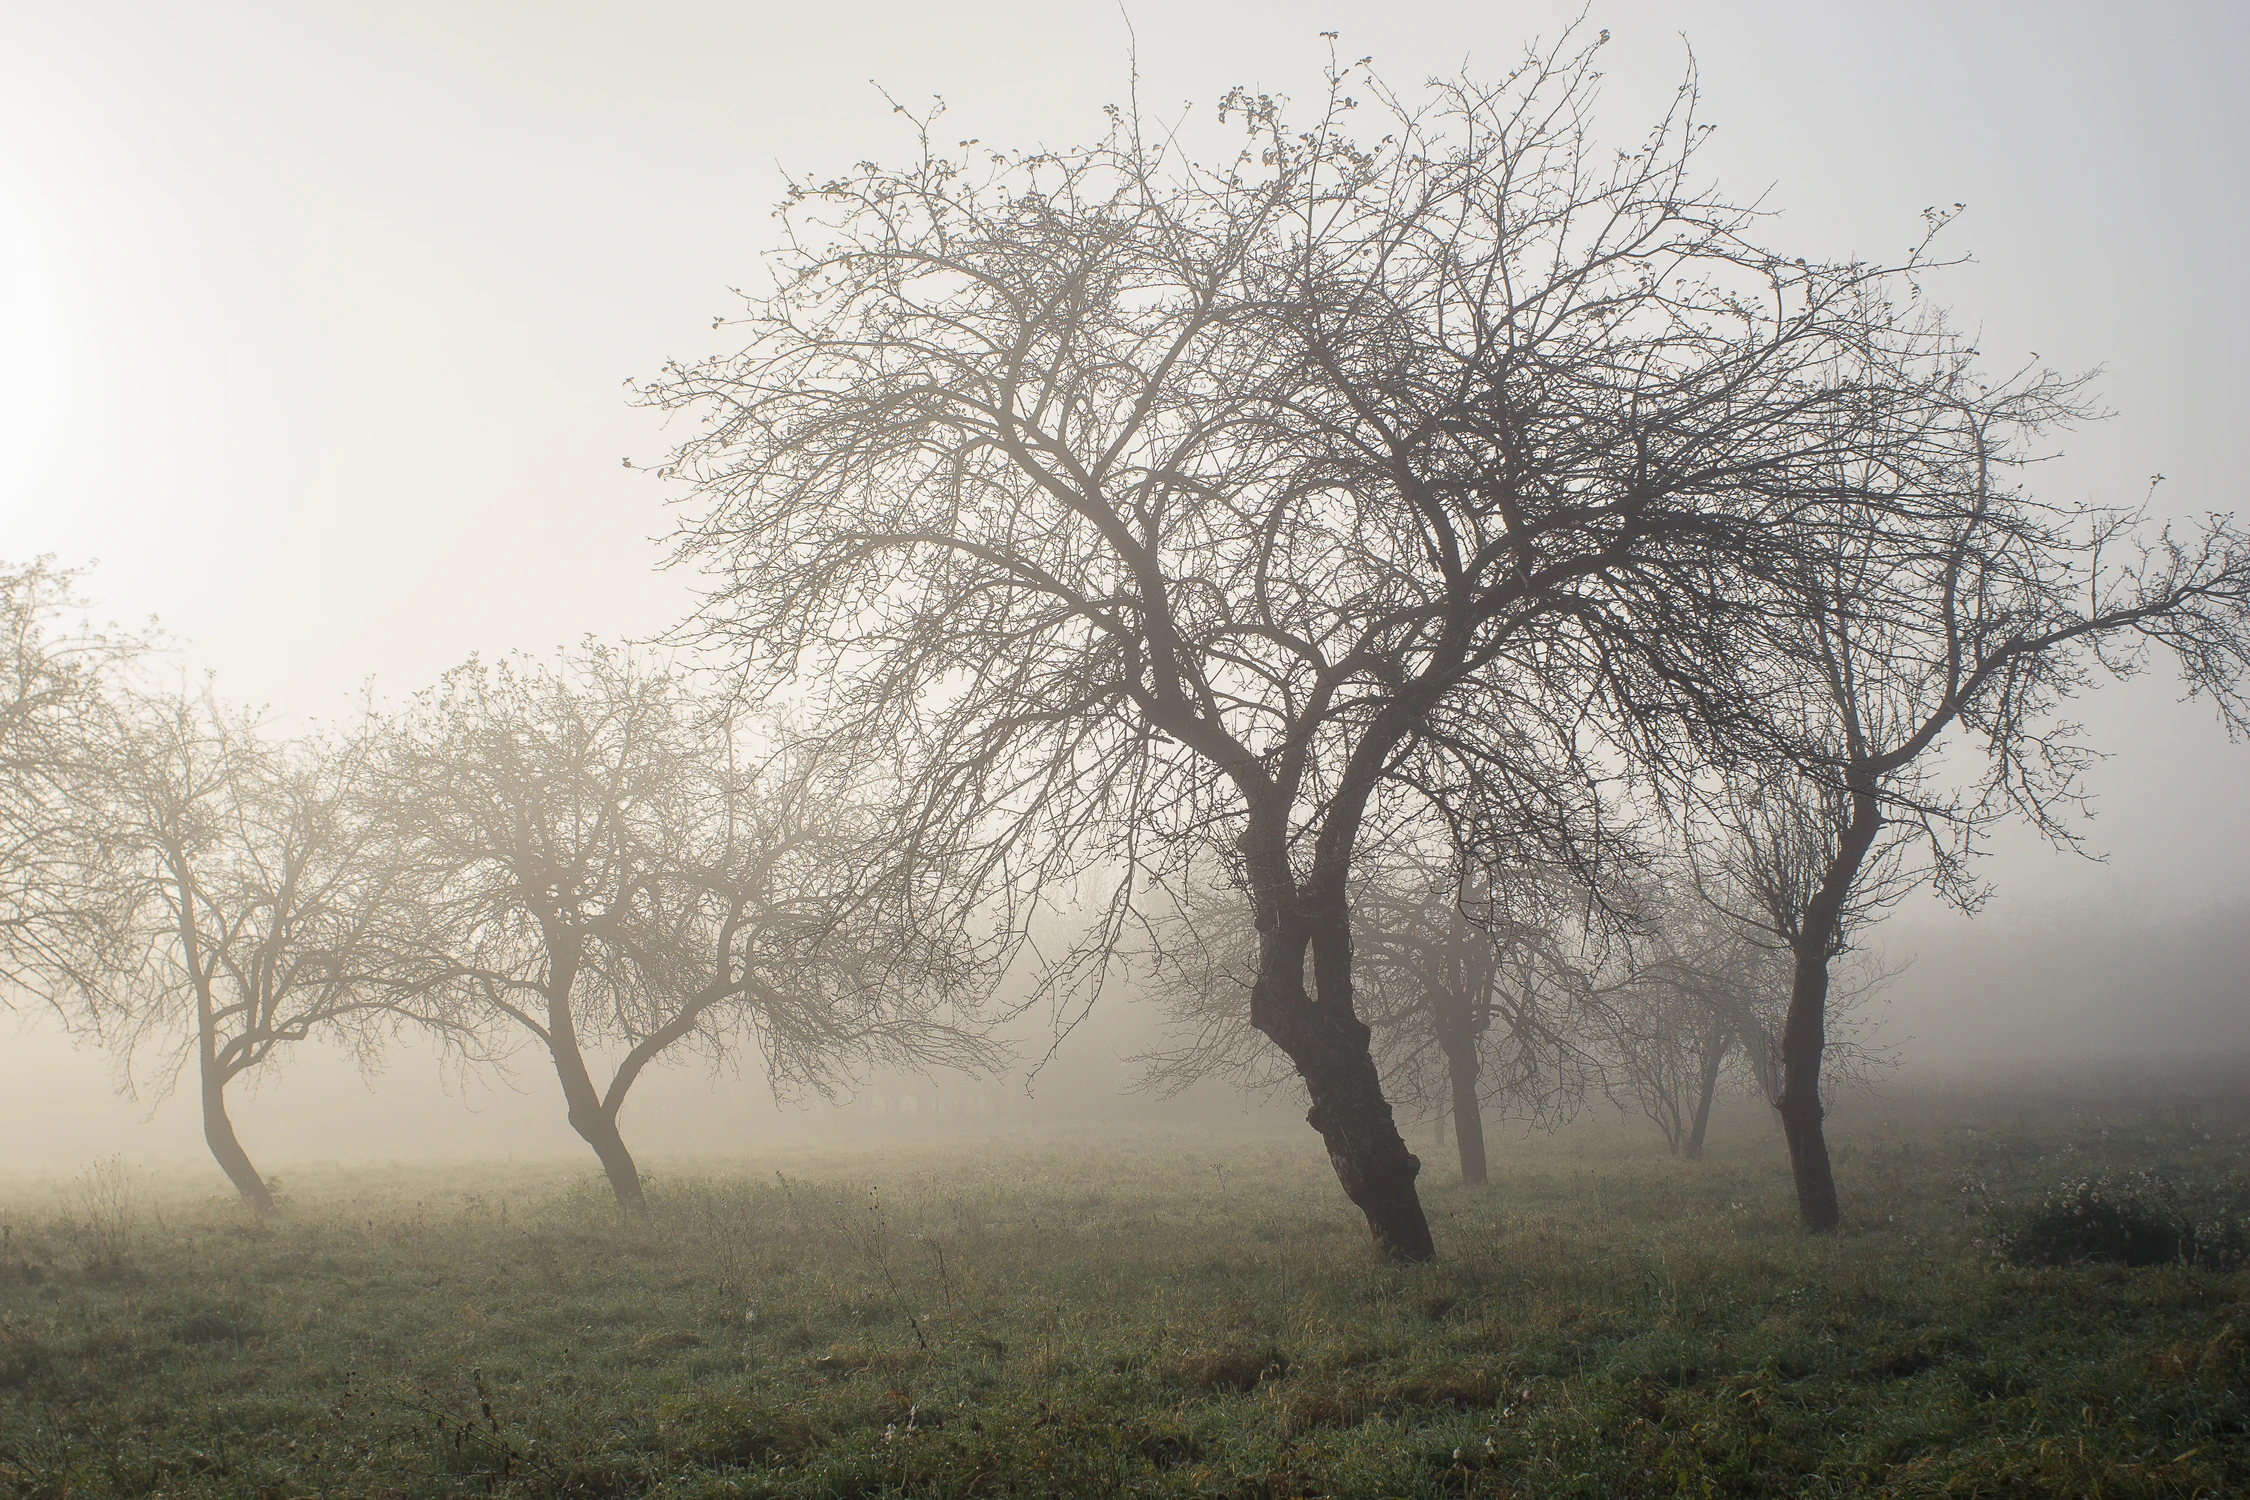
2186,1210,2250,1270
1997,1172,2250,1269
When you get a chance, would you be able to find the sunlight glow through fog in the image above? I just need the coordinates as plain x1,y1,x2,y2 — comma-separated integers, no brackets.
0,0,2243,1173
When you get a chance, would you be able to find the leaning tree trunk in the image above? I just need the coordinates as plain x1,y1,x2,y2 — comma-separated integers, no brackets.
1250,900,1435,1263
1778,784,1882,1233
198,1015,273,1212
1286,1007,1432,1262
200,1072,273,1212
1683,1023,1730,1164
566,1098,646,1215
545,998,648,1215
1446,1040,1488,1186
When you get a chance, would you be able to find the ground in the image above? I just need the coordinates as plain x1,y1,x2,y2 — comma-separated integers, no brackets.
1,1083,2244,1498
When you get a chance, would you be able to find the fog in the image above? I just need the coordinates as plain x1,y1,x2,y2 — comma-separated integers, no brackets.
2,0,2245,1181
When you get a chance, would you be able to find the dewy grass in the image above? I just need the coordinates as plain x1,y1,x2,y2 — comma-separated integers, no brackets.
0,1096,2245,1498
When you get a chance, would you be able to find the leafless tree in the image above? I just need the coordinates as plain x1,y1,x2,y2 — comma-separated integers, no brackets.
1596,880,1794,1161
1702,313,2250,1231
381,646,996,1214
0,560,142,1007
65,686,452,1211
645,34,1964,1260
1351,848,1597,1185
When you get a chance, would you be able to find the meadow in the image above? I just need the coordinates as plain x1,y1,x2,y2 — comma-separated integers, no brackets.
2,1080,2245,1498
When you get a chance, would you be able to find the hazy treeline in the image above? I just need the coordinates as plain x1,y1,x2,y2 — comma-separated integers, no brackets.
1890,900,2250,1062
1133,837,1888,1181
0,555,1840,1210
10,30,2250,1263
0,573,1000,1214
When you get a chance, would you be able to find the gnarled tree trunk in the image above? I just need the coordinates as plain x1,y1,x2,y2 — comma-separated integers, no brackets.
1288,1016,1432,1261
1248,883,1433,1263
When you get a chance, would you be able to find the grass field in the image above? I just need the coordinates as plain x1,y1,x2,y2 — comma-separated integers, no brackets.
2,1084,2245,1498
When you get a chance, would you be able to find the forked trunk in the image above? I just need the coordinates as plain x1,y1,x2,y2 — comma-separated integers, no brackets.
1778,783,1880,1233
1683,1024,1729,1164
544,967,649,1216
1448,1046,1488,1186
195,984,273,1213
201,1066,273,1213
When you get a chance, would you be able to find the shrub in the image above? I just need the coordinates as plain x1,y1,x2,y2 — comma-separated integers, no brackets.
1996,1172,2250,1270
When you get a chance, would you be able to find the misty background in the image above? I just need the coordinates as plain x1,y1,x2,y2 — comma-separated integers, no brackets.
2,0,2243,1174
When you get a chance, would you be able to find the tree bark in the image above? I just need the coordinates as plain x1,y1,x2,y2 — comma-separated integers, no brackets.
1447,1042,1488,1186
1229,767,1435,1262
1297,1025,1433,1262
1777,783,1881,1233
1683,1024,1729,1164
200,1063,272,1213
1778,943,1840,1231
1249,904,1434,1263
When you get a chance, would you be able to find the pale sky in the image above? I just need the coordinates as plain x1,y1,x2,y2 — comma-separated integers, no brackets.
1,1,2244,1171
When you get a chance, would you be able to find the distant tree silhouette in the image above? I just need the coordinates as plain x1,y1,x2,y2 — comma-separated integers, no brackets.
1596,878,1807,1162
380,647,995,1214
1352,853,1595,1186
1698,328,2250,1230
64,687,449,1211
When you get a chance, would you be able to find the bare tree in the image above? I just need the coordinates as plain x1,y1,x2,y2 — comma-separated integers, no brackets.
645,35,1947,1260
382,647,995,1214
1352,849,1596,1185
1596,880,1795,1161
0,560,141,1006
67,686,448,1211
1706,320,2250,1231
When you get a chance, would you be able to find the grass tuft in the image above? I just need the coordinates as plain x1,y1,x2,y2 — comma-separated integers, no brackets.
1164,1343,1289,1393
